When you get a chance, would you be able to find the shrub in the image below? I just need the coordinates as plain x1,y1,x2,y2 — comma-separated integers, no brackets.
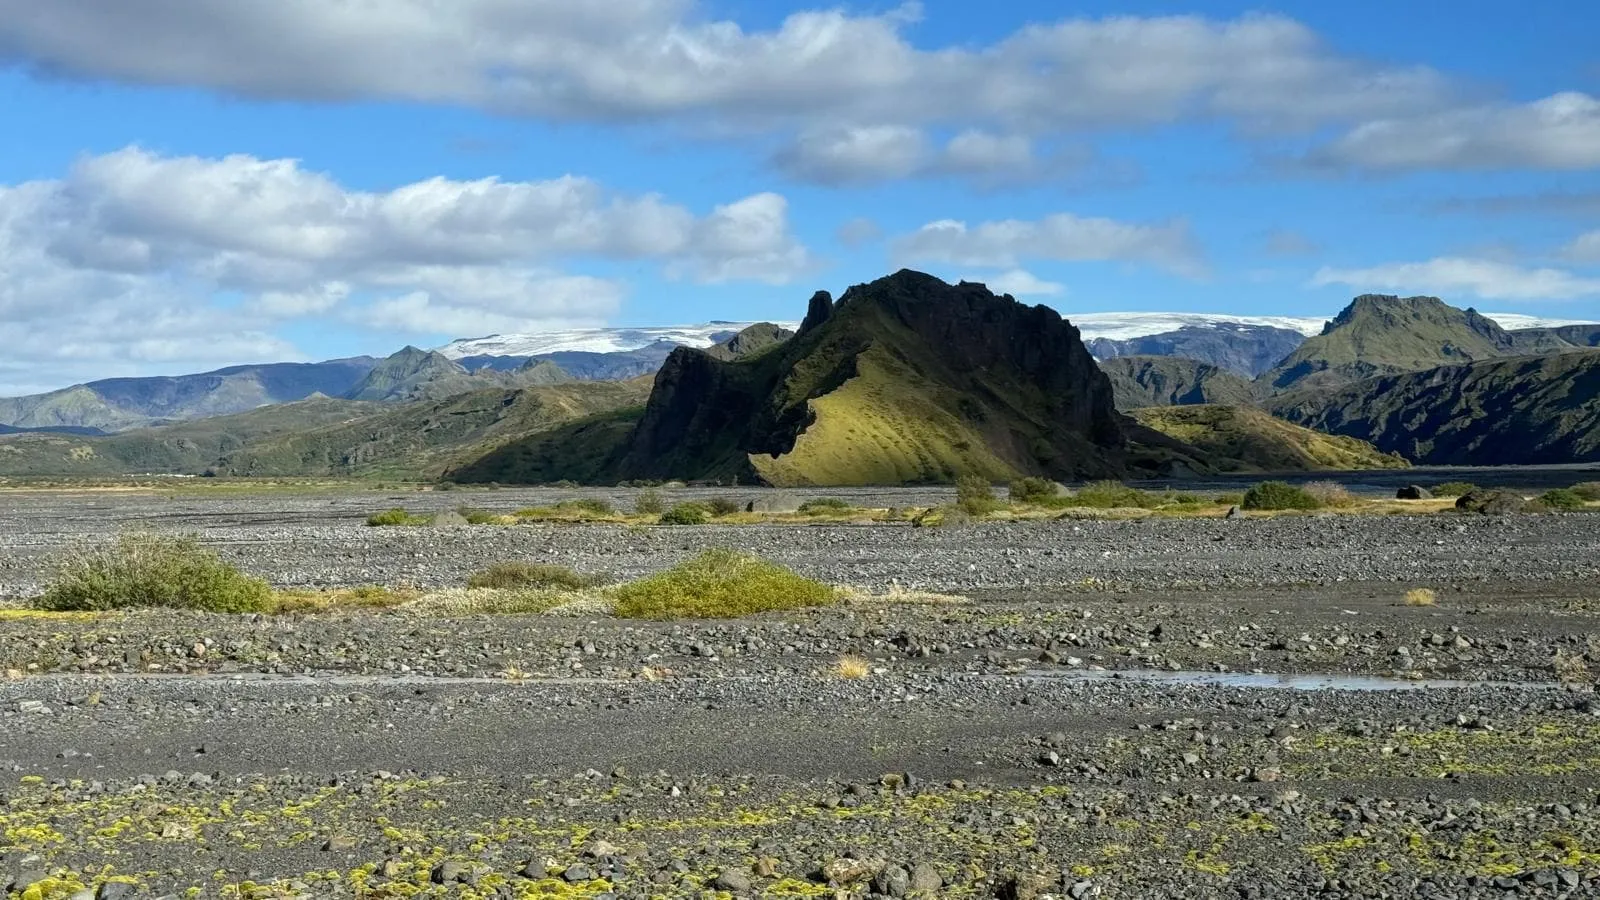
1241,481,1321,511
38,532,272,613
707,496,743,517
955,475,1000,516
1072,480,1154,509
1161,492,1207,507
1303,480,1357,508
612,549,836,619
467,562,590,591
1403,588,1437,607
366,507,427,527
555,498,615,517
634,489,666,516
1571,482,1600,502
659,502,710,526
1008,477,1061,504
1213,493,1244,506
833,655,872,679
799,497,854,515
455,506,501,525
1536,489,1586,512
1554,650,1592,686
1431,481,1478,499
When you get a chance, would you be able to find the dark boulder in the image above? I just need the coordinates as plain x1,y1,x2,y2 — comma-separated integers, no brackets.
1396,485,1433,500
1455,490,1527,515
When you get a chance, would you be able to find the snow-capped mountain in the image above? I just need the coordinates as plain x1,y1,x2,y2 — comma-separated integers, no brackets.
1482,313,1599,331
436,323,801,359
1065,312,1329,342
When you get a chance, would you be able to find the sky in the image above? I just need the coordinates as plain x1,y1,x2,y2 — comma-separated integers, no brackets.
2,0,1599,395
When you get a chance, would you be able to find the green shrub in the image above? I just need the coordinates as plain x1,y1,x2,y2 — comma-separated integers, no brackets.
612,549,835,619
1072,481,1154,509
799,497,854,515
634,489,666,516
1431,481,1478,499
659,502,710,526
467,562,590,590
1242,481,1321,511
707,496,743,517
455,506,501,525
1570,482,1600,502
555,498,615,517
1008,477,1061,504
366,507,427,526
1536,489,1586,511
1160,492,1207,507
955,475,1000,516
38,532,272,613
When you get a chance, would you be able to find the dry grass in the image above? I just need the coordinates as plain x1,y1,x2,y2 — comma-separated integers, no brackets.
401,587,603,616
1403,588,1438,607
833,655,872,679
836,584,968,605
1554,650,1593,685
1303,480,1357,508
268,585,413,615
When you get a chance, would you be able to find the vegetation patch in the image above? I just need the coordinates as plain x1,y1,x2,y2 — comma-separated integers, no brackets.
1403,588,1438,608
467,562,593,591
37,532,272,613
833,655,872,679
1303,480,1357,508
799,497,854,515
402,587,586,616
1069,481,1155,509
1572,482,1600,502
633,489,666,515
1008,477,1062,504
612,549,836,619
268,585,412,615
366,507,429,526
1241,481,1321,512
658,502,711,526
707,496,743,517
1431,482,1479,499
1536,489,1587,512
956,475,1002,516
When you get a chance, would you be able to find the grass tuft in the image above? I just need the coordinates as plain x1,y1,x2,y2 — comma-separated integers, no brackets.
366,507,428,526
707,496,743,517
1535,488,1587,512
37,532,272,613
1403,588,1438,607
1554,650,1592,685
833,655,872,679
1070,481,1154,509
658,502,710,526
467,562,592,590
1242,481,1321,511
956,474,1001,516
799,497,854,515
1303,480,1357,508
633,489,666,515
612,549,836,620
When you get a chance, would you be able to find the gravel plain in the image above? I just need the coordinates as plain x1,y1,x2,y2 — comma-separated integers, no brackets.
1,485,1599,899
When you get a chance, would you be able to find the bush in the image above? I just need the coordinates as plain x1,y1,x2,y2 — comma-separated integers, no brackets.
707,496,743,517
1536,489,1586,511
366,507,427,527
1303,480,1356,508
1008,477,1061,504
659,502,710,526
1072,481,1154,509
455,506,501,525
555,498,615,517
1431,481,1478,499
1403,587,1437,607
1569,482,1600,502
799,497,854,515
955,475,1000,516
612,549,836,619
1161,492,1207,507
1241,481,1321,511
634,489,666,516
38,532,272,613
467,562,590,591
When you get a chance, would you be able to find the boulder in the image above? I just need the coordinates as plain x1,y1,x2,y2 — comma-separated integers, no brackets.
1455,490,1527,515
1396,485,1433,500
746,493,801,514
427,509,470,528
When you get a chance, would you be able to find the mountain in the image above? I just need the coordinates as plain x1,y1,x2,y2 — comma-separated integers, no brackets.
436,322,796,359
458,342,681,380
1515,323,1600,349
1099,357,1258,411
1067,313,1327,342
1130,405,1409,473
0,423,106,436
451,270,1196,487
0,359,378,432
1086,323,1308,377
1272,350,1600,466
514,358,575,386
703,323,795,361
1261,295,1572,393
344,347,477,402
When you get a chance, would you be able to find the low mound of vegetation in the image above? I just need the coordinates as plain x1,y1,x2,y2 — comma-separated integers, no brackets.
956,475,1001,516
367,507,429,527
1536,489,1587,511
1431,482,1478,498
1008,477,1062,504
612,549,836,619
1573,482,1600,502
37,532,272,613
799,497,854,515
659,503,711,526
467,562,591,591
1241,481,1322,511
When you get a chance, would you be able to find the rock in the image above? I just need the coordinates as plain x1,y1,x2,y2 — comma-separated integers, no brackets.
908,862,943,894
432,861,482,885
322,834,357,852
753,857,782,879
821,857,882,886
427,508,470,528
68,890,95,900
97,885,137,900
996,872,1054,900
1069,881,1096,899
563,864,594,883
746,493,801,514
1225,506,1243,519
713,869,753,893
1455,490,1527,515
873,866,911,897
1396,485,1433,500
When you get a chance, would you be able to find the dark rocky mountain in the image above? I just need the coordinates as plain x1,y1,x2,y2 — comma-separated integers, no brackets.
1087,323,1306,377
1272,350,1600,465
0,358,378,433
1099,356,1258,411
1262,294,1570,393
704,323,795,361
1515,323,1600,348
452,270,1199,486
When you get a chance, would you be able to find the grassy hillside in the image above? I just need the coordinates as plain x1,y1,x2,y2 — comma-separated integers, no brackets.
1099,356,1258,411
1131,405,1409,472
1263,294,1569,393
1273,350,1600,466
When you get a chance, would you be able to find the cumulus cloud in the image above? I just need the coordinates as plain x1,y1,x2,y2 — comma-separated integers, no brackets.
1311,257,1600,301
0,5,1454,181
1310,92,1600,172
964,269,1065,297
893,214,1204,277
1559,230,1600,264
0,147,811,393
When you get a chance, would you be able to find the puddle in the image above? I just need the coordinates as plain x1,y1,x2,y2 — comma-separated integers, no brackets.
1024,668,1556,692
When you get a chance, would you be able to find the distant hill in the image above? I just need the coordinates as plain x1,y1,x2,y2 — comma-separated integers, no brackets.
703,323,796,361
1100,357,1258,411
459,343,680,380
345,346,575,402
1131,405,1408,473
452,271,1197,486
0,359,378,432
1087,323,1306,377
1262,295,1569,393
1516,323,1600,348
1272,350,1600,466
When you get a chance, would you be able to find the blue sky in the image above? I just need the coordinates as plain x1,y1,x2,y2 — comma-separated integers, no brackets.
1,0,1598,393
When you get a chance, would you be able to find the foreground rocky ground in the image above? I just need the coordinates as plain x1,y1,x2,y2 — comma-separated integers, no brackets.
2,485,1599,898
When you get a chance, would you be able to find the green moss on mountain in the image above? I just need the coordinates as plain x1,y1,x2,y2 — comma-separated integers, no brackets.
1130,404,1408,473
1100,356,1258,411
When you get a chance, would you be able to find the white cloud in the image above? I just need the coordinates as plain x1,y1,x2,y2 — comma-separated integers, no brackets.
1311,257,1600,301
1311,92,1600,172
1560,230,1600,264
0,147,811,393
940,131,1036,174
894,213,1204,277
965,269,1065,297
0,5,1454,181
774,126,928,184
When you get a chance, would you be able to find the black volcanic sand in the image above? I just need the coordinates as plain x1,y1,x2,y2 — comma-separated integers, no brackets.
1,487,1599,898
